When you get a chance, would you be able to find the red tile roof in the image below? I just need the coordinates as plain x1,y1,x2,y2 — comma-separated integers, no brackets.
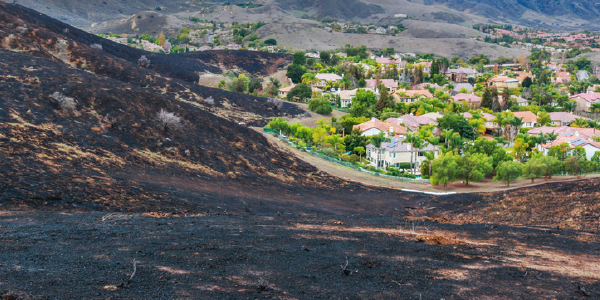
570,92,600,103
453,93,481,103
512,111,537,123
396,89,433,98
353,118,407,135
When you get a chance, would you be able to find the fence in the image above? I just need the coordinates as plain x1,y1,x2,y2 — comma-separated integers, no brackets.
264,128,431,183
308,151,430,183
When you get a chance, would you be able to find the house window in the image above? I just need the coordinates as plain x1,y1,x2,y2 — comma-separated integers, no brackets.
526,122,531,127
588,102,591,107
392,153,396,158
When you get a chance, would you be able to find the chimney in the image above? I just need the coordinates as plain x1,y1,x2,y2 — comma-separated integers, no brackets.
397,118,403,125
371,117,376,121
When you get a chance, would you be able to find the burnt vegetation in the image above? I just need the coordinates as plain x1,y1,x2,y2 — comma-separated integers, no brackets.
0,2,599,299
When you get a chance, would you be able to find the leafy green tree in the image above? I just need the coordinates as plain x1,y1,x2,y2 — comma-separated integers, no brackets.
512,138,530,162
319,51,331,64
538,156,562,180
312,127,328,147
352,89,378,107
591,151,600,171
350,103,375,118
468,137,498,156
308,97,333,115
340,116,369,135
431,152,458,187
237,74,250,92
357,78,367,88
522,158,546,183
438,113,475,140
565,156,583,177
266,117,291,135
537,111,551,126
295,126,313,144
494,161,522,187
264,38,277,45
492,147,512,168
456,153,493,186
380,112,401,121
248,77,263,93
286,83,312,102
292,51,306,65
522,77,533,88
286,64,307,84
344,130,368,151
572,146,587,159
548,143,570,161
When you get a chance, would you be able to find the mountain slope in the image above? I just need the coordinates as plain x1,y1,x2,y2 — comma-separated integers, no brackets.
0,1,295,124
415,0,600,29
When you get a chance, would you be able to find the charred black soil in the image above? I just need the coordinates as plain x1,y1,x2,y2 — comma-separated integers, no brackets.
0,3,599,299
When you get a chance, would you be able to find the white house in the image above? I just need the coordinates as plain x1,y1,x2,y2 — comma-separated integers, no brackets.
541,133,600,160
366,138,439,170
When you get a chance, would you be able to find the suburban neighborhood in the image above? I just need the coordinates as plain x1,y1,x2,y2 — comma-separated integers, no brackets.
263,44,600,187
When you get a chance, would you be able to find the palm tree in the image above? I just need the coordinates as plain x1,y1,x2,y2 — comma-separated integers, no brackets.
446,102,461,113
563,100,577,113
572,118,589,128
423,151,436,178
509,116,524,143
301,73,316,85
426,136,441,158
494,136,508,146
546,130,558,142
590,103,600,113
587,120,600,129
469,111,486,135
492,112,505,138
441,128,455,149
327,134,343,151
403,132,417,174
413,137,428,175
532,132,547,151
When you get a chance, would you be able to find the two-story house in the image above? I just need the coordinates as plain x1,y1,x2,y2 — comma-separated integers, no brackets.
366,138,438,170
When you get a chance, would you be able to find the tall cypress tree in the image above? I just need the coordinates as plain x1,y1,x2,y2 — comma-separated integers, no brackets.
375,84,393,112
501,87,510,111
481,87,493,110
491,87,500,112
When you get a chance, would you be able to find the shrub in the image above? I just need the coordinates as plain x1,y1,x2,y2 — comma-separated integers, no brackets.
50,92,77,112
265,98,283,110
137,55,151,68
205,96,215,106
341,154,351,161
90,43,103,50
322,147,337,157
308,97,333,115
156,109,182,131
